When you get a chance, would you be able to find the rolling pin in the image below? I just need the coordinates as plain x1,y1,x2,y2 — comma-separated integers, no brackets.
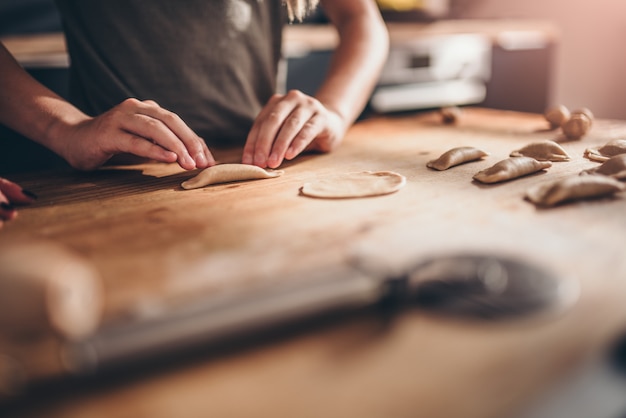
0,240,104,397
0,240,103,340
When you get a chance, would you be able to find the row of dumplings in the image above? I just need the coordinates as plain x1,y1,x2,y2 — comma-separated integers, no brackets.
426,139,626,207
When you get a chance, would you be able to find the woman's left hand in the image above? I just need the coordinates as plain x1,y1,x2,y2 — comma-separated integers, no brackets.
241,90,347,169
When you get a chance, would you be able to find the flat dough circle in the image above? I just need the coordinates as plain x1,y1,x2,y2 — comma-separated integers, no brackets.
301,171,406,199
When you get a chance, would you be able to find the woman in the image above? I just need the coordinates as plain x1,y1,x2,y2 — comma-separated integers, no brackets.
0,0,388,222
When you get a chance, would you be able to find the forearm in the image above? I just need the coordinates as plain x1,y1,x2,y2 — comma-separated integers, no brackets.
0,42,89,159
314,0,389,126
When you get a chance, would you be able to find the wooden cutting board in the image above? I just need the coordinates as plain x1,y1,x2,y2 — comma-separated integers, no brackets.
2,108,626,418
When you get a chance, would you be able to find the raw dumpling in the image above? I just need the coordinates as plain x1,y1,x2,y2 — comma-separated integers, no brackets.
427,147,489,171
526,175,625,207
580,154,626,180
510,140,570,162
584,139,626,162
181,164,284,190
473,157,552,184
300,171,406,199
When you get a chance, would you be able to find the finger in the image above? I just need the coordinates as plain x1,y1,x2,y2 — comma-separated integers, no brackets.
137,100,214,168
242,94,284,165
116,133,179,164
251,99,301,167
117,99,207,169
267,107,315,169
197,138,216,168
118,112,196,169
0,178,37,205
284,114,325,160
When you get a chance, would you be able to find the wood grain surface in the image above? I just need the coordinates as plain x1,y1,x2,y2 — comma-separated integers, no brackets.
2,108,626,418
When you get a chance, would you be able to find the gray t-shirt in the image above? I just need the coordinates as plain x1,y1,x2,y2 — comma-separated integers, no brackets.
54,0,284,146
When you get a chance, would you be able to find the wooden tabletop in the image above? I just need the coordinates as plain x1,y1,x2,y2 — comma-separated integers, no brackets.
2,108,626,417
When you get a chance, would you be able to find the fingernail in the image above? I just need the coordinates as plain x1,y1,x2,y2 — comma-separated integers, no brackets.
195,152,207,167
183,155,196,168
0,202,14,211
21,189,38,200
268,154,280,168
254,153,266,168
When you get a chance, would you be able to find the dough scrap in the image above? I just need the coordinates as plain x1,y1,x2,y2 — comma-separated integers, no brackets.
562,113,591,139
473,157,552,184
526,175,625,207
584,139,626,162
580,154,626,180
301,171,406,199
510,140,570,162
427,147,489,171
440,106,462,124
181,164,284,190
544,105,570,129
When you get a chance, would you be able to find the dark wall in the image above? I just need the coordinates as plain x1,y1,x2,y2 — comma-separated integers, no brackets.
0,0,62,36
0,0,68,174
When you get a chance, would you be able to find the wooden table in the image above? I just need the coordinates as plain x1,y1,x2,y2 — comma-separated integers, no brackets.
2,108,626,417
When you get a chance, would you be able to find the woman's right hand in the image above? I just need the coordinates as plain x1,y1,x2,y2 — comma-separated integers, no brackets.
55,98,215,171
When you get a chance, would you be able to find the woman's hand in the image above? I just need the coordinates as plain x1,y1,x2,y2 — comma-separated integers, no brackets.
241,0,389,170
56,98,215,171
0,178,37,228
241,90,348,169
1,44,214,173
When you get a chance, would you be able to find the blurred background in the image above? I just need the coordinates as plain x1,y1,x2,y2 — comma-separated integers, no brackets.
1,0,625,119
451,0,626,120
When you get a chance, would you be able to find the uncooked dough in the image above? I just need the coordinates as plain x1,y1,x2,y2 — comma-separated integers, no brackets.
181,164,284,190
526,175,624,207
584,139,626,162
300,171,406,198
427,146,489,171
580,154,626,180
510,140,570,162
473,157,552,184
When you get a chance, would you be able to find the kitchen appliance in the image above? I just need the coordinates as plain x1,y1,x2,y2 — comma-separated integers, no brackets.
370,33,491,113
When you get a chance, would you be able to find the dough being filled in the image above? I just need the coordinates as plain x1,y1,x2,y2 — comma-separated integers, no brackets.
301,171,406,198
427,146,489,171
510,140,570,162
526,175,625,207
181,164,284,190
473,157,552,184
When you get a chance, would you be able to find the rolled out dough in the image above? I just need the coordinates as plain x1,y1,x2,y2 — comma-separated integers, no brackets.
300,171,406,199
181,164,284,190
